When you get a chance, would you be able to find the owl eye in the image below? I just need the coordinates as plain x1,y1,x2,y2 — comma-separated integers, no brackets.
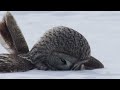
60,58,67,65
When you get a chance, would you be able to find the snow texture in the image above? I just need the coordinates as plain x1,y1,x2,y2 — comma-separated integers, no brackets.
0,11,120,79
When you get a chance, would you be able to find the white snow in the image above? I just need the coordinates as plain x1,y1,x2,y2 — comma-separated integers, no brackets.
0,11,120,79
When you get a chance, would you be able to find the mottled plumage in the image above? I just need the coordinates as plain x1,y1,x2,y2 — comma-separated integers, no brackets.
0,12,104,72
28,26,104,70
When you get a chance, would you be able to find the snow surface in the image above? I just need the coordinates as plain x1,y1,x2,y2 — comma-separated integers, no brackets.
0,11,120,79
